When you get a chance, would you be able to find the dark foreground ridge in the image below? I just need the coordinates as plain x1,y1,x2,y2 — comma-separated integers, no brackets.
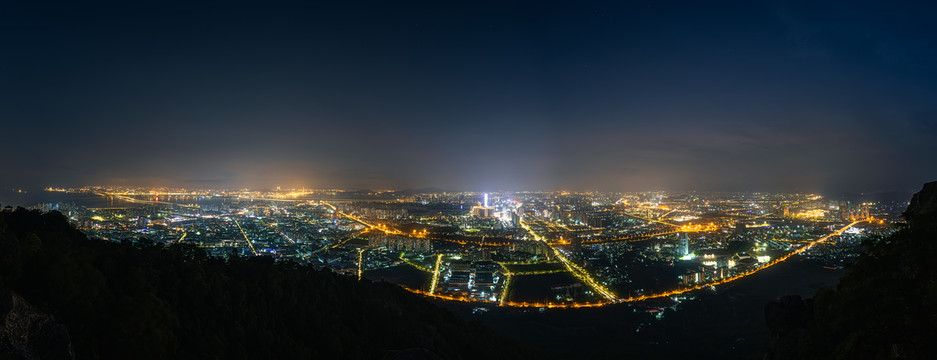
0,208,540,359
766,181,937,359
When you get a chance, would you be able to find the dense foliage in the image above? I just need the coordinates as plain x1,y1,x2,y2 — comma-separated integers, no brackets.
0,209,539,359
802,183,937,359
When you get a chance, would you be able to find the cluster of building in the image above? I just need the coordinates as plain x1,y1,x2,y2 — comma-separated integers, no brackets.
442,260,503,301
681,253,760,286
470,193,520,226
367,234,432,252
19,186,904,305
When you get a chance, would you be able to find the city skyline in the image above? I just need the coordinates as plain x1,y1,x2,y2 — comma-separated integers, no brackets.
3,1,937,194
12,184,893,310
0,2,934,358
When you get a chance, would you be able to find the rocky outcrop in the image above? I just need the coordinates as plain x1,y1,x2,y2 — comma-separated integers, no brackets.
904,181,937,231
0,290,74,360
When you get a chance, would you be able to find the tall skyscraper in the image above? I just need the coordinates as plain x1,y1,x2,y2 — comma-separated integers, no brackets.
678,233,689,257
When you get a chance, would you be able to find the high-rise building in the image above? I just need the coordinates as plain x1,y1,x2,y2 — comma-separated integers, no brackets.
472,206,494,217
678,233,689,257
471,193,495,217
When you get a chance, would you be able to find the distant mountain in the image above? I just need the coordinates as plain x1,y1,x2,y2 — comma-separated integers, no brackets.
0,208,540,359
766,181,937,359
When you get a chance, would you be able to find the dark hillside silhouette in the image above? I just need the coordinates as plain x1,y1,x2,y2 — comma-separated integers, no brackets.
0,208,539,359
766,181,937,359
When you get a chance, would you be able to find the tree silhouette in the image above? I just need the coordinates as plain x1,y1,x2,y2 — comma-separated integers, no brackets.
0,208,540,359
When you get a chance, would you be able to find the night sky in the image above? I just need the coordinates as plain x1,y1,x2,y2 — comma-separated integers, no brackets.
2,1,936,193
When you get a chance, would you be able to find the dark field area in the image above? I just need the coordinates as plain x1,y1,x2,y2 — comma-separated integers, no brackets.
508,272,587,303
502,262,566,273
363,264,431,291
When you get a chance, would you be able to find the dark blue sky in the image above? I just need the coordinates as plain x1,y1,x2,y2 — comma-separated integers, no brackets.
2,1,935,192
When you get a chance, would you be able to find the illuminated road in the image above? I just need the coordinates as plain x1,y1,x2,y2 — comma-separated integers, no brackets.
423,236,515,247
428,254,443,294
176,231,187,244
518,219,544,241
278,231,296,244
320,202,403,235
659,209,679,220
399,252,433,272
620,211,677,227
311,228,369,255
357,249,365,281
396,220,868,308
613,220,867,303
583,230,679,245
503,269,566,276
497,263,564,304
232,218,259,256
551,247,617,300
96,192,199,208
499,274,512,306
521,218,618,301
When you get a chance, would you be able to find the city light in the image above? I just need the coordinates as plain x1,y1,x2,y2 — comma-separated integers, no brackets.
41,186,885,309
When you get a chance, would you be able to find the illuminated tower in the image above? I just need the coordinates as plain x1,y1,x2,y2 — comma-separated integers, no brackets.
471,193,494,217
678,233,690,257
